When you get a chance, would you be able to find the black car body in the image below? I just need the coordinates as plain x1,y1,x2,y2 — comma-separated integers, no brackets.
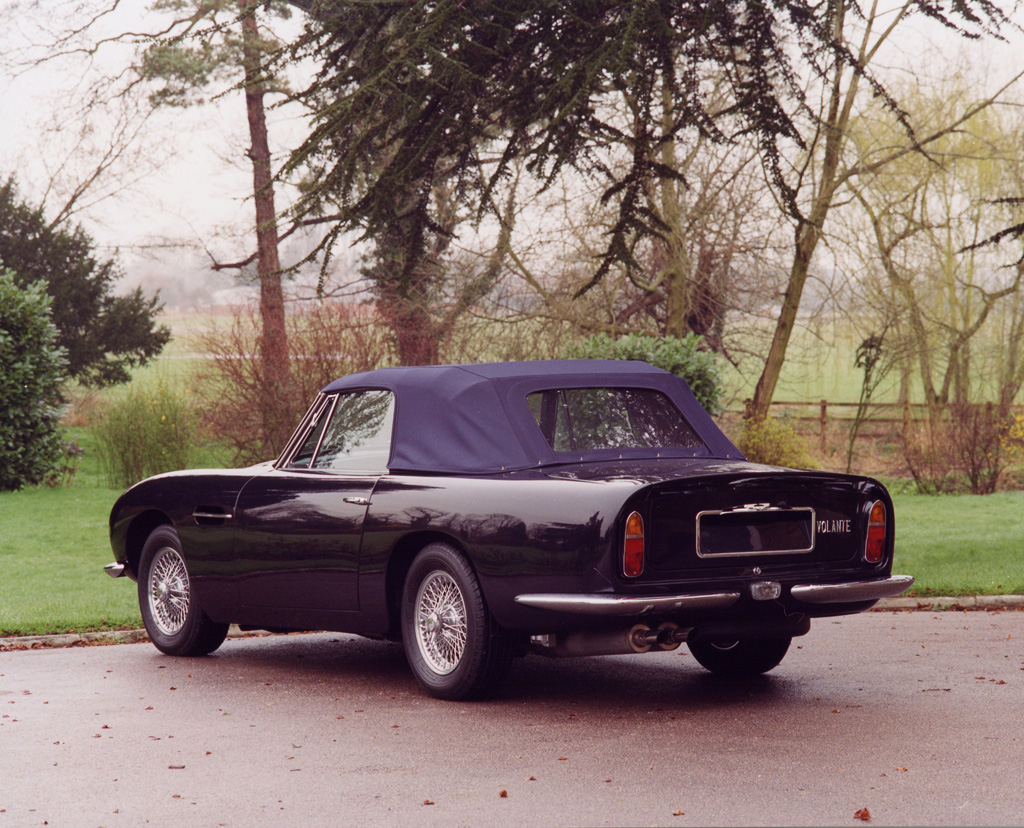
106,360,912,698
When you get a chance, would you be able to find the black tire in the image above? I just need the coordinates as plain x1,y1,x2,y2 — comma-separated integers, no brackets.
687,637,791,677
138,525,229,657
400,543,513,700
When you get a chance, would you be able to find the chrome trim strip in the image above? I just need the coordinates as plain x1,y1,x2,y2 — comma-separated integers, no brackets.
695,506,816,558
514,591,741,616
193,511,233,521
791,575,915,604
103,562,126,579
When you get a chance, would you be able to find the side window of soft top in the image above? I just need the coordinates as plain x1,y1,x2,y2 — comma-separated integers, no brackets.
287,390,395,472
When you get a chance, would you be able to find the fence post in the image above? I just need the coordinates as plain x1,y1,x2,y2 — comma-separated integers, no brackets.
819,400,827,453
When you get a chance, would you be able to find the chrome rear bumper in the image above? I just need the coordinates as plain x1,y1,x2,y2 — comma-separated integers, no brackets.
791,575,914,604
103,562,126,579
515,574,914,616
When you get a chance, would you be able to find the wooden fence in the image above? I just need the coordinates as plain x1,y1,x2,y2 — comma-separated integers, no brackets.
719,400,1024,454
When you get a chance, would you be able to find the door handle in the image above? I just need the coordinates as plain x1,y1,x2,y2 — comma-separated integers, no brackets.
343,497,370,506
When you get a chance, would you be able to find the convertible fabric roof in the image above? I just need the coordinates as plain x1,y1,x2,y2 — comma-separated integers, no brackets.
321,360,742,474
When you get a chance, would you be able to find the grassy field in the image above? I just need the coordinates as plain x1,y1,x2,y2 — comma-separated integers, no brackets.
1,463,1021,635
890,492,1024,596
1,312,1021,636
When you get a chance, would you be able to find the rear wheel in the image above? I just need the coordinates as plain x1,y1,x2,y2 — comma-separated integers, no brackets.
138,525,229,657
687,637,791,677
401,543,513,700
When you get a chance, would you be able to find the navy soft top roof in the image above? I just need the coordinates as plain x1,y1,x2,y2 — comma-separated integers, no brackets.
320,360,741,474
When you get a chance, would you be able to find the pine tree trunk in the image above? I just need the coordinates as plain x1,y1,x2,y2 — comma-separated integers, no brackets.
239,0,289,454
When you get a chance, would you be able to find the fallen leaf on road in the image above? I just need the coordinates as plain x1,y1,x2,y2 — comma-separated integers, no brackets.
499,790,508,798
854,807,871,821
673,809,685,816
422,800,434,806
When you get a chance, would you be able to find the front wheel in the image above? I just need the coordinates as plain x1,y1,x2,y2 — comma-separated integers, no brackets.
687,637,791,677
138,525,229,657
400,543,513,700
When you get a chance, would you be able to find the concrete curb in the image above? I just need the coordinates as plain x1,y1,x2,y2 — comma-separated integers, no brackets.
0,624,257,652
3,597,1023,651
875,594,1024,611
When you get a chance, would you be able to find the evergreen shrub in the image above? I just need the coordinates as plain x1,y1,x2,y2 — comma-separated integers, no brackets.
0,268,67,490
563,333,723,414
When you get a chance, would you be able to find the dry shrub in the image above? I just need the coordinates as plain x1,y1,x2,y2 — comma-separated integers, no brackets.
899,419,958,494
59,387,104,428
948,403,1014,494
900,403,1015,494
190,302,390,465
93,382,195,489
440,315,570,364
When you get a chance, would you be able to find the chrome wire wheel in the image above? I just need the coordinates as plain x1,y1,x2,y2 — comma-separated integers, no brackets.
414,569,468,675
147,545,191,637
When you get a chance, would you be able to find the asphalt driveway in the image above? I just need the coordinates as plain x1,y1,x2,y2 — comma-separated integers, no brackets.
2,610,1022,827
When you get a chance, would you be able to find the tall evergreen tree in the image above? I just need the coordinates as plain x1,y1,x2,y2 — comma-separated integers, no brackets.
285,0,1011,369
140,0,295,449
0,179,169,387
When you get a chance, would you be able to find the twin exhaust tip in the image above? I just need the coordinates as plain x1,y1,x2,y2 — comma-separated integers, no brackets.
531,621,690,658
628,621,689,653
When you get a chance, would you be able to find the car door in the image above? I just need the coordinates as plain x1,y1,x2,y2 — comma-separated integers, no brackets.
234,389,395,611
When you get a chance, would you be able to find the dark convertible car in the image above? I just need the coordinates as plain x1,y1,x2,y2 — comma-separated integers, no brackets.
105,360,912,699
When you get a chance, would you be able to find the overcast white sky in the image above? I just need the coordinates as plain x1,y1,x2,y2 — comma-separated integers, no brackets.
0,1,321,308
1,1,1022,309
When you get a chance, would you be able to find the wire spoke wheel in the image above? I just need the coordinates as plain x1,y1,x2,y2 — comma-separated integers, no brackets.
414,570,468,675
401,543,513,699
138,525,229,657
147,545,191,636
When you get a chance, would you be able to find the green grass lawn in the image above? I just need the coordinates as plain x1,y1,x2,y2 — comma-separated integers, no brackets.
0,483,140,635
2,462,1022,635
891,491,1024,596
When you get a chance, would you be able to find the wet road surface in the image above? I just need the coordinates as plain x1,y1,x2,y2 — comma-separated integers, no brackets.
1,610,1022,827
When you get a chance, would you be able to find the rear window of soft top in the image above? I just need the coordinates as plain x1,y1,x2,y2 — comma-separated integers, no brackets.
526,388,703,452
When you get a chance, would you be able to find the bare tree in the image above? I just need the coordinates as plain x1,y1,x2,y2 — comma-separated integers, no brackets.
843,82,1024,418
747,1,1023,421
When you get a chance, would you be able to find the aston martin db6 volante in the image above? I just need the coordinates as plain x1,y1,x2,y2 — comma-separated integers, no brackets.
105,360,912,699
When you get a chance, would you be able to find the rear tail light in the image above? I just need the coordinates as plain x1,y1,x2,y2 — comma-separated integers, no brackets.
623,511,645,577
864,500,886,563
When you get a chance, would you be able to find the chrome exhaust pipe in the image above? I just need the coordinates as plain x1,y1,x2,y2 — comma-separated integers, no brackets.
529,623,691,658
654,621,689,651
